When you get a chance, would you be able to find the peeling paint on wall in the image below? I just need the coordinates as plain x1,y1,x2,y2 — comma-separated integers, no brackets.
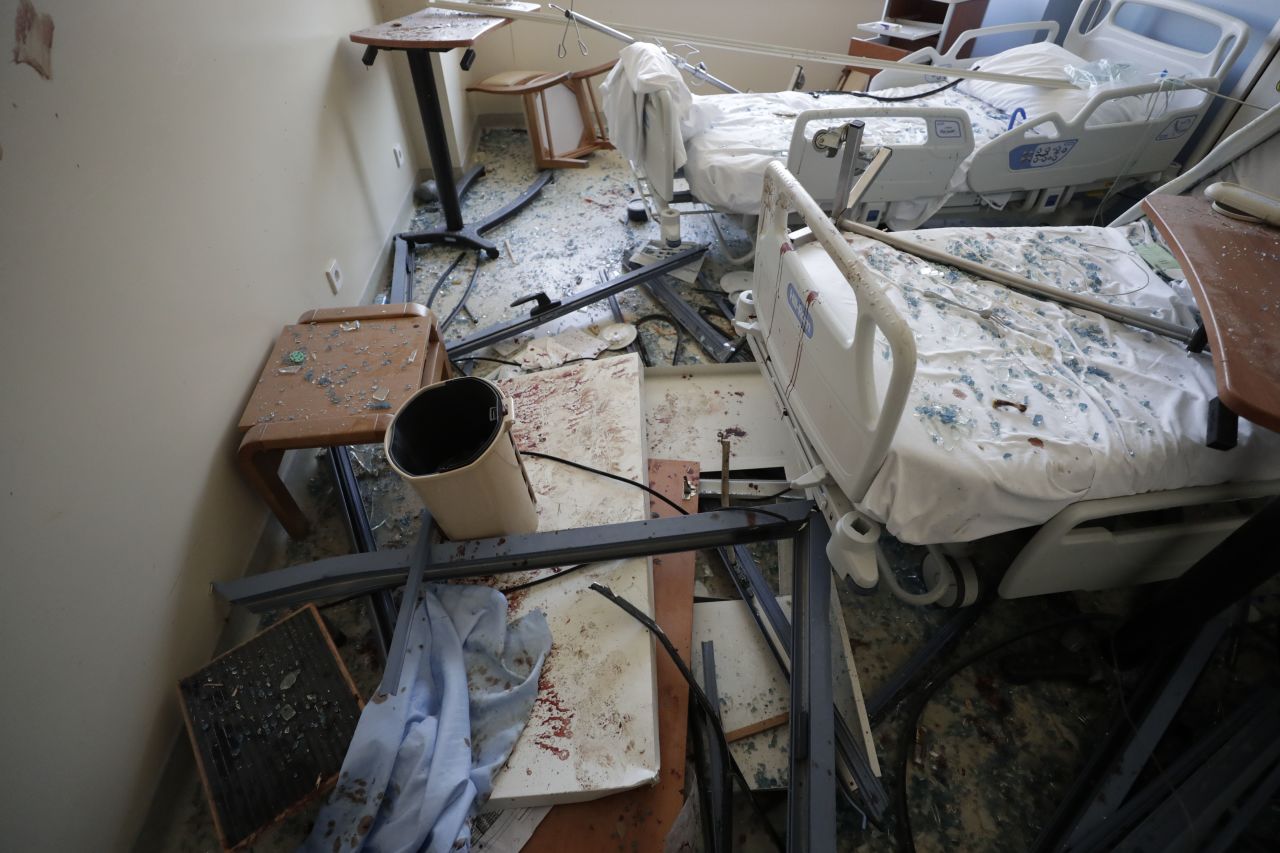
13,0,54,80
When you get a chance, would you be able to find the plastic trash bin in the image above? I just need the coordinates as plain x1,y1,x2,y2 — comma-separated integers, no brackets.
385,376,538,540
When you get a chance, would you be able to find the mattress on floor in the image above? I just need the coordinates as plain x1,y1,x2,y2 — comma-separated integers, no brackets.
781,222,1280,544
683,86,1010,216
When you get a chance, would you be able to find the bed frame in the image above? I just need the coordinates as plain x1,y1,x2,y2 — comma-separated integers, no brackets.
733,161,1280,600
872,0,1248,216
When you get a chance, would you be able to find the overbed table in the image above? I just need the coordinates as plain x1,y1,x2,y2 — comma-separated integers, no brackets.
351,8,552,297
1143,193,1280,450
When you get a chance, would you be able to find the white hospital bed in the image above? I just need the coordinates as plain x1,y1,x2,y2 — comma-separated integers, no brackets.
603,0,1246,233
871,0,1247,221
733,161,1280,600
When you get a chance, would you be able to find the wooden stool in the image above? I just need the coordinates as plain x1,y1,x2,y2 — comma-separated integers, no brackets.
237,303,451,537
468,61,615,169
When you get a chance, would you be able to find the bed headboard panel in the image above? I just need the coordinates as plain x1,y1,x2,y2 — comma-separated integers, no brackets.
1065,0,1247,83
741,161,916,504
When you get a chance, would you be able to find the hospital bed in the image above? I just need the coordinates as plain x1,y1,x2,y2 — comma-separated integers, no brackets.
733,161,1280,601
603,0,1247,233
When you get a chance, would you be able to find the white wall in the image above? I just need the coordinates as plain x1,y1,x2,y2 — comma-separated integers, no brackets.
0,1,418,849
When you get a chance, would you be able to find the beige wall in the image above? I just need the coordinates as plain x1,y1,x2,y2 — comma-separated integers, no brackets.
0,1,878,849
464,0,883,117
0,1,418,849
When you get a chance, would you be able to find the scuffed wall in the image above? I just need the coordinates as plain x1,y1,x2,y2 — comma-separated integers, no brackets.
0,1,418,850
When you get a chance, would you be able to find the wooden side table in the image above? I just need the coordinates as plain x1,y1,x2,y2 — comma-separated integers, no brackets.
237,303,450,537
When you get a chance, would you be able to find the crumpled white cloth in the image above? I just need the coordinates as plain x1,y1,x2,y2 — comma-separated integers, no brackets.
301,584,551,853
601,42,702,173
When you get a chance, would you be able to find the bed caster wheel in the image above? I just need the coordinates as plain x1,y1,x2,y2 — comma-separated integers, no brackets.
922,552,980,608
626,198,649,223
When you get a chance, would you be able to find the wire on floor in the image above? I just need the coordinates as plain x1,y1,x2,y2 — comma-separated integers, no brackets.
633,314,684,367
891,613,1119,853
590,582,787,853
440,250,485,333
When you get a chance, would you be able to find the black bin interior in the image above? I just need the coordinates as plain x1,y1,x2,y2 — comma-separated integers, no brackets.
388,377,504,476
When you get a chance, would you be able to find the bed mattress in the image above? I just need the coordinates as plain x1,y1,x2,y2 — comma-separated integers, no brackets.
778,222,1280,544
683,85,1011,216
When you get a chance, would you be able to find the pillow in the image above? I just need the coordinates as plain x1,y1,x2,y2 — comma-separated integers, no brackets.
957,42,1159,127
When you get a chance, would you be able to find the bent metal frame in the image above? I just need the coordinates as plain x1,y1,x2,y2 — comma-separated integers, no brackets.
215,499,888,850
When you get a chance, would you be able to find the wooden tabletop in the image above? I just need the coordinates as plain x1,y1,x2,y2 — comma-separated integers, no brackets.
349,7,510,50
238,307,437,434
1143,194,1280,433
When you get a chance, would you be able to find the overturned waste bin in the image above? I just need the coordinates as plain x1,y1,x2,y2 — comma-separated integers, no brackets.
385,376,538,540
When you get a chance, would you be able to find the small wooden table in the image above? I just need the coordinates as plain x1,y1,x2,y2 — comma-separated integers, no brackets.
1143,194,1280,450
237,303,450,537
351,7,552,298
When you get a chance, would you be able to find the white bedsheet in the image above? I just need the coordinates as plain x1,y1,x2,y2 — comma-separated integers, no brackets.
683,85,1011,221
786,223,1280,544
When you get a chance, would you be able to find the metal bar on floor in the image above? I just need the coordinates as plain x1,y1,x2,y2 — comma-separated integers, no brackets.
1034,611,1232,851
701,641,732,853
326,446,397,656
1064,688,1280,853
787,511,837,853
446,246,706,357
865,601,984,726
375,513,435,698
719,541,889,822
642,280,737,363
389,237,413,304
215,500,812,611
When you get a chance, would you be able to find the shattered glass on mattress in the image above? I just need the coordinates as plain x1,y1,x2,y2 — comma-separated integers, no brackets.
788,223,1280,543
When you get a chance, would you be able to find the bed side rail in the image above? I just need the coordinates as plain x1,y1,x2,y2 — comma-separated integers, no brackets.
784,107,973,206
940,20,1061,64
870,21,1060,91
964,88,1207,196
1066,0,1247,83
740,161,916,504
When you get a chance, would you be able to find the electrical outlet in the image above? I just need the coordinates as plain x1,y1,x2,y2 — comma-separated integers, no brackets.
393,145,405,168
325,259,343,294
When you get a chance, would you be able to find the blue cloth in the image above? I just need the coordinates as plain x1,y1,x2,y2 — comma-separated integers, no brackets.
302,584,551,853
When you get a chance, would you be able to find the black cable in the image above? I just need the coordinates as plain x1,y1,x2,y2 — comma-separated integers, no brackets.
633,314,683,367
523,449,800,524
425,250,468,308
518,449,691,516
892,613,1118,853
590,583,787,853
441,250,484,333
808,76,964,103
499,563,590,594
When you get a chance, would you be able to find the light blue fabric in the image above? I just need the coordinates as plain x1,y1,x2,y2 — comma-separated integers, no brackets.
302,584,551,853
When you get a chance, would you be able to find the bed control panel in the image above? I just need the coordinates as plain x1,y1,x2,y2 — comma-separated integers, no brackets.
1008,139,1077,170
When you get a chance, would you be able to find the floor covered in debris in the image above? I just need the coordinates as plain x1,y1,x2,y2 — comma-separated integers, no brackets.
139,130,1280,852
